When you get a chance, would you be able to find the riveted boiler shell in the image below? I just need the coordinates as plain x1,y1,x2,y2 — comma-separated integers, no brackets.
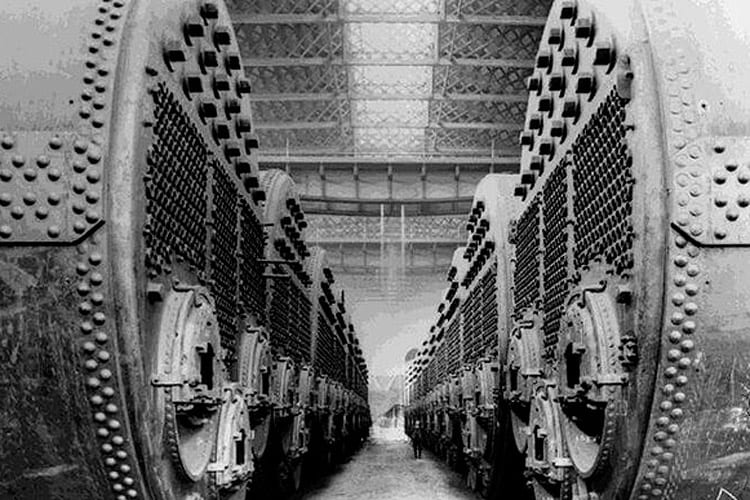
514,0,750,498
306,245,329,340
0,0,263,498
258,168,304,254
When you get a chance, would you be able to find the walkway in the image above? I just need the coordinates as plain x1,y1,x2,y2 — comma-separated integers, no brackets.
300,426,478,500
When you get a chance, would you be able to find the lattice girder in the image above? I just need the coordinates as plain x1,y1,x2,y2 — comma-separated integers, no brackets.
245,66,347,94
235,23,343,59
446,0,553,17
429,128,519,151
253,99,350,123
227,0,338,16
434,65,532,96
431,100,527,124
258,127,352,150
439,23,543,61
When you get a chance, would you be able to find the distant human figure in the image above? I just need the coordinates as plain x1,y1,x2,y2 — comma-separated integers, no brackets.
412,421,423,459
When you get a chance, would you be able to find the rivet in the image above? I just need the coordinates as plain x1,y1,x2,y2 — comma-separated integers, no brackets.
95,331,109,343
88,149,102,164
667,349,680,361
79,302,93,314
23,193,37,206
101,443,113,453
726,208,740,222
113,483,124,492
713,171,727,184
656,417,669,427
48,193,61,205
48,225,61,238
683,302,697,315
678,357,691,369
714,228,727,240
98,350,111,362
680,340,694,352
112,435,125,445
12,155,25,167
0,171,11,183
120,464,131,473
87,377,101,388
48,168,62,181
102,387,116,399
673,256,687,267
654,431,667,441
689,225,703,236
0,194,11,206
116,451,128,460
23,169,37,181
94,312,107,325
662,384,675,394
108,471,119,480
686,264,699,277
685,284,698,296
650,446,664,456
668,331,681,343
675,375,688,386
10,206,24,219
682,321,696,334
90,252,103,265
85,359,98,371
74,140,88,154
91,272,104,285
673,392,686,403
105,457,116,467
1,136,15,149
660,401,673,412
74,221,87,234
664,367,677,378
83,341,96,353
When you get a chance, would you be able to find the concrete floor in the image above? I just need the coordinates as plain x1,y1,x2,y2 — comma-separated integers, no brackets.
300,426,478,500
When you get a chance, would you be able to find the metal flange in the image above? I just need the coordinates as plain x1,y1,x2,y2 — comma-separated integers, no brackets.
155,286,224,482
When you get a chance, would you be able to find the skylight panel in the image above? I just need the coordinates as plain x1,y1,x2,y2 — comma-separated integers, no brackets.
344,0,440,15
347,23,435,62
350,66,433,96
353,100,429,127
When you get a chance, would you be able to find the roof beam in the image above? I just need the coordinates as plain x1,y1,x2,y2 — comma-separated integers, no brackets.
258,147,519,156
256,121,522,130
301,196,474,216
258,155,520,165
232,14,547,25
249,92,527,103
255,121,340,130
303,195,473,205
243,57,535,68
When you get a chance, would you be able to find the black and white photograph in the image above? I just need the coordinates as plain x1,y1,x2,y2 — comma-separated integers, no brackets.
1,0,749,499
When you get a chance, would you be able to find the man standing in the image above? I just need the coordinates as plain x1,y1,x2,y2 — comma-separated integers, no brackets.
412,421,423,459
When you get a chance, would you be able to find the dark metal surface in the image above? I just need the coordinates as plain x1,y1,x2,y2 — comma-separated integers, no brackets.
0,1,370,498
406,1,750,499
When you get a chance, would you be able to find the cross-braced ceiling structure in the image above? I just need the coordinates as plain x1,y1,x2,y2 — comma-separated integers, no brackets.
229,0,550,164
227,0,552,295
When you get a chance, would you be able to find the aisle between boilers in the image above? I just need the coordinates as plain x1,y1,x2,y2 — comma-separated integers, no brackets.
299,426,478,500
